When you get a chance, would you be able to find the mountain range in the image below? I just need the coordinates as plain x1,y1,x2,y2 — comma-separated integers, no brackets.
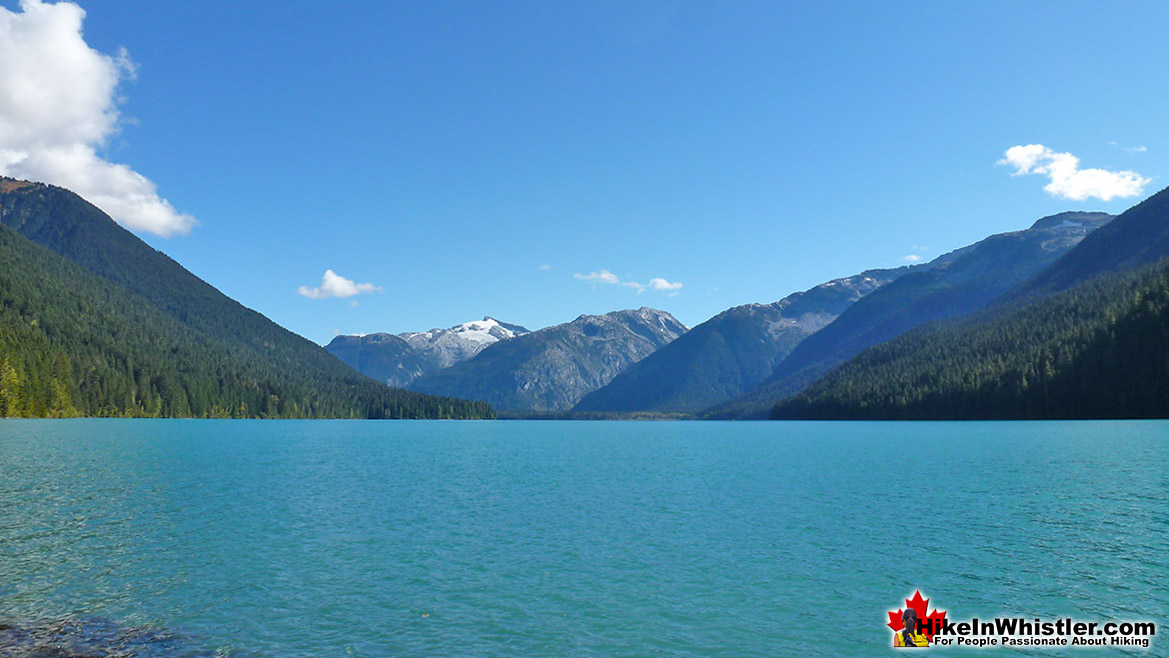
326,318,529,388
4,173,1167,422
571,268,908,414
409,308,686,412
705,210,1112,418
771,185,1169,419
324,206,1131,420
772,258,1169,420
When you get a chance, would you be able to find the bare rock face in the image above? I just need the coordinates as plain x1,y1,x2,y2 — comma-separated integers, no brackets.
326,317,529,388
324,333,430,388
408,308,688,412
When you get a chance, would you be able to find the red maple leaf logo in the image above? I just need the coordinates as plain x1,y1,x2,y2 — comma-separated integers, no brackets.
887,590,947,641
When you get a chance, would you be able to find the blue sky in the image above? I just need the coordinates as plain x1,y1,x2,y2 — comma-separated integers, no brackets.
1,1,1166,343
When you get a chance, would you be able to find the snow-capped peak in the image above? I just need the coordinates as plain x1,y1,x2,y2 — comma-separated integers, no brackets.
398,317,530,368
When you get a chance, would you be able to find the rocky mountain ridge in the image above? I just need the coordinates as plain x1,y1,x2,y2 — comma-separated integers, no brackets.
327,317,530,387
573,267,909,414
409,308,687,412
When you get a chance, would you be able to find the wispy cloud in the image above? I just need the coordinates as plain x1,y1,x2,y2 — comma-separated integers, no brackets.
0,0,195,236
574,269,682,295
539,264,552,271
575,269,620,285
998,144,1150,201
1109,141,1148,153
902,254,922,263
297,269,383,299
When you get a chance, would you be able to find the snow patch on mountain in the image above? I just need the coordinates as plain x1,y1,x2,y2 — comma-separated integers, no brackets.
400,317,530,368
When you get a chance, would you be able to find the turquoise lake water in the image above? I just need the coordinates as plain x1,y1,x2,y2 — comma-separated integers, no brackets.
0,419,1165,656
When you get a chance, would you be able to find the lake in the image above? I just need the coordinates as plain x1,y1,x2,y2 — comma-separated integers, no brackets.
0,419,1165,656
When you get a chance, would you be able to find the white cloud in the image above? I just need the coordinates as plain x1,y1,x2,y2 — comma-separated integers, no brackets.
998,144,1150,202
0,0,195,237
297,269,383,299
574,269,682,295
575,269,620,285
648,277,682,291
902,254,922,263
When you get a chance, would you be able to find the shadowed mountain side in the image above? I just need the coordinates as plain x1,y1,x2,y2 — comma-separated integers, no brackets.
1000,185,1169,302
772,258,1169,420
572,268,907,414
324,333,432,389
707,211,1112,419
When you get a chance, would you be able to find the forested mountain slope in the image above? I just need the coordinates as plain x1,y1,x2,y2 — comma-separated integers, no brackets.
0,178,491,418
771,259,1169,419
708,211,1111,418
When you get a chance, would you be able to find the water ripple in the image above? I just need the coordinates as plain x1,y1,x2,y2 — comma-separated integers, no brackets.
0,419,1166,657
